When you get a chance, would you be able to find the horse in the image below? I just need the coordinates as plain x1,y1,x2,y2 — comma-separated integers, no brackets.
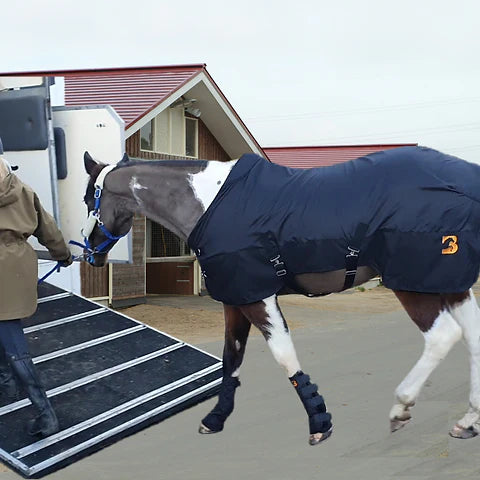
81,146,480,445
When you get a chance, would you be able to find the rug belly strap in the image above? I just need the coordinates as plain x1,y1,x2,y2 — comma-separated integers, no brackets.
290,371,332,434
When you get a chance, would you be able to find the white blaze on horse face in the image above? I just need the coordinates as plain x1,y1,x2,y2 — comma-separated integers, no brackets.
263,295,301,377
188,160,237,212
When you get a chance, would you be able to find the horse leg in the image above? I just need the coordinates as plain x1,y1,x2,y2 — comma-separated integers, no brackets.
391,291,463,432
199,304,251,434
240,295,332,445
444,289,480,438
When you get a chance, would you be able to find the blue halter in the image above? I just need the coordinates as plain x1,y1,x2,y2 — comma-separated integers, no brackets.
70,164,125,265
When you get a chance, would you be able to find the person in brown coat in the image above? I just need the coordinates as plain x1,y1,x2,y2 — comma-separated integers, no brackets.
0,137,72,438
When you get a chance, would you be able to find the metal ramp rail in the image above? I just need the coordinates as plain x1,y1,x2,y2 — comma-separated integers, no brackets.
0,283,222,477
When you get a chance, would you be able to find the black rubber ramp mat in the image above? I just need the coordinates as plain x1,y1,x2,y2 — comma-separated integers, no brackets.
0,283,222,477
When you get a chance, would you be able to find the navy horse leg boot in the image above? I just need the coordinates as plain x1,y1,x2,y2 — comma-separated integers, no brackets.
200,376,241,433
8,354,59,437
0,349,18,401
289,370,333,445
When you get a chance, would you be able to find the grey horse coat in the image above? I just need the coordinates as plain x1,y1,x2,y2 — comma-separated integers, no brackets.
188,146,480,305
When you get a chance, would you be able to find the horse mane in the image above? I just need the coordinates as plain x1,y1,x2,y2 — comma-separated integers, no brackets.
123,157,209,169
85,157,211,203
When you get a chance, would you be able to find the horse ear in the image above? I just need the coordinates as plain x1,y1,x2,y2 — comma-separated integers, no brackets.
119,152,130,164
84,152,97,175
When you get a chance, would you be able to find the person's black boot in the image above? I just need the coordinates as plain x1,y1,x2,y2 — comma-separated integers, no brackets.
8,354,59,437
0,349,18,401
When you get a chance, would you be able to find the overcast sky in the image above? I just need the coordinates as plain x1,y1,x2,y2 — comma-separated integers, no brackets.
2,0,480,161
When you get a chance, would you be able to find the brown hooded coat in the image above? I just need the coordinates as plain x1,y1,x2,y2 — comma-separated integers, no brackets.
0,170,72,320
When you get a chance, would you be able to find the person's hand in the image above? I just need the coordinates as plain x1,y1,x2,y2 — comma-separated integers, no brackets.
59,252,73,267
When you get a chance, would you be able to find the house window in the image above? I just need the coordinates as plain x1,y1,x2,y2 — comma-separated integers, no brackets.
140,110,198,157
140,120,154,151
185,117,198,157
154,110,169,153
149,221,190,257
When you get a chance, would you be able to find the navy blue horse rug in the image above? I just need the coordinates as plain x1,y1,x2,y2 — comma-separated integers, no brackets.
188,146,480,305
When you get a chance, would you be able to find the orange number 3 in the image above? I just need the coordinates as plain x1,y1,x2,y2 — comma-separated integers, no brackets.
442,235,459,255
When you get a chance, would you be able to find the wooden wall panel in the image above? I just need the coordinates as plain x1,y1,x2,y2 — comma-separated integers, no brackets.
80,262,108,298
198,119,230,161
146,262,194,295
111,214,145,304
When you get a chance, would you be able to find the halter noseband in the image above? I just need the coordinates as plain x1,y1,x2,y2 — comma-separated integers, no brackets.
71,164,125,264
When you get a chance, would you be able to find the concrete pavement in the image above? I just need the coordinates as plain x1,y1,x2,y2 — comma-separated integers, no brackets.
1,294,479,479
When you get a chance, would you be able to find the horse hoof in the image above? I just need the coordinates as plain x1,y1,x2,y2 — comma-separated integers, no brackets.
198,423,219,434
309,427,333,446
449,424,478,439
390,418,410,433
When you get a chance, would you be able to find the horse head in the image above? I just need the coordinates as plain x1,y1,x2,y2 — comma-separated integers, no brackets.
82,151,134,267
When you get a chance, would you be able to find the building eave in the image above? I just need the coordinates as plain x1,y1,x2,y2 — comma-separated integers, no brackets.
126,71,265,159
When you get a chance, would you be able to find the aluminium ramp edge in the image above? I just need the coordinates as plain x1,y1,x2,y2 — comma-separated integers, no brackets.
0,283,222,477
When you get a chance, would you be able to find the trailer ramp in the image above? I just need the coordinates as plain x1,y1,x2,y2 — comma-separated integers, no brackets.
0,283,222,477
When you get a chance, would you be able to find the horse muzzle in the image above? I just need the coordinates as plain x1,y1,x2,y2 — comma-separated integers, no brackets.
86,250,107,267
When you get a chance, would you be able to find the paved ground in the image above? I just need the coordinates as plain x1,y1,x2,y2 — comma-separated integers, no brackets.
1,288,480,479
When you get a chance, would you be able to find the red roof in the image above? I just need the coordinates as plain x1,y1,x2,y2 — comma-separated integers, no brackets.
264,144,417,168
60,65,205,128
0,64,265,155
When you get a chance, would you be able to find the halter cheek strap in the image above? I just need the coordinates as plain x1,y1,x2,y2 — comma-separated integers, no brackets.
81,164,117,237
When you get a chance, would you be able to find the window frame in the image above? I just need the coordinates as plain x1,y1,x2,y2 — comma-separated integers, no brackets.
139,118,155,152
184,116,198,158
139,109,199,158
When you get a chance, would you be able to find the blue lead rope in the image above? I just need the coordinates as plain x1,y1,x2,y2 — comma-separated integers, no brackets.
38,216,125,285
69,224,123,265
40,208,125,286
37,253,83,285
37,262,62,285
